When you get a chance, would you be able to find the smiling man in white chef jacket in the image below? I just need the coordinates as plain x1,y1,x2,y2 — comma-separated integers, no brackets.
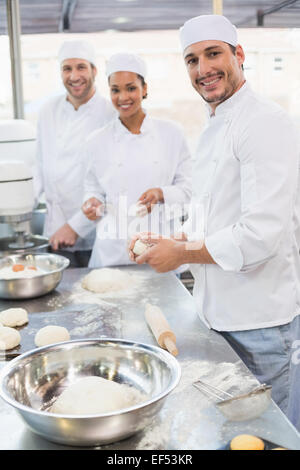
33,40,115,266
130,15,300,427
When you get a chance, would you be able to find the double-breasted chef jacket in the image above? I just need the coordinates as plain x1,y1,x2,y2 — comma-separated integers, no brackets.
33,91,115,251
183,82,300,332
84,113,192,268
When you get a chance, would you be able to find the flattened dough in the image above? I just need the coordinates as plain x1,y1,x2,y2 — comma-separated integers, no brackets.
50,376,145,415
0,326,21,350
35,325,70,347
0,308,28,327
81,268,132,294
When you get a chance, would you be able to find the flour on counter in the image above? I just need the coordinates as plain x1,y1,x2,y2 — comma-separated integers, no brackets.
176,359,259,396
135,359,260,450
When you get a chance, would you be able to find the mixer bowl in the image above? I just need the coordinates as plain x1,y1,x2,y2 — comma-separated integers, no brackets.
0,234,49,257
0,339,181,446
0,253,69,299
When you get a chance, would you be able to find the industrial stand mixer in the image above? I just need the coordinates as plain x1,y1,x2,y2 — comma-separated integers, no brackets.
0,120,48,257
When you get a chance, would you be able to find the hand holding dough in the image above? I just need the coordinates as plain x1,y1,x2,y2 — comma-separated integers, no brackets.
129,201,148,218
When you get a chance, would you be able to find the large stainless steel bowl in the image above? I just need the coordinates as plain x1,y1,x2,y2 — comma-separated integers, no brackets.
0,252,69,299
0,339,181,447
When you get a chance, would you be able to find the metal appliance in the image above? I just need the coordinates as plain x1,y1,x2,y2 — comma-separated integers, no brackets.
0,120,48,256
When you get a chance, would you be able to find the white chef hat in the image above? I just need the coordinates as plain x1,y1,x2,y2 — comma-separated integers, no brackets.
106,53,147,78
58,40,96,66
179,15,238,51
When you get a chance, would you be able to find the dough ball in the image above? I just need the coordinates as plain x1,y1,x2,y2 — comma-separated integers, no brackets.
0,308,28,327
50,376,142,415
0,326,21,350
82,268,132,294
35,325,70,347
128,202,148,218
133,239,148,256
230,434,265,450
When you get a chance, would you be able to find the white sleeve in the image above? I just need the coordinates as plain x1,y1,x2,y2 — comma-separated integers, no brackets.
68,139,102,238
161,131,192,208
83,144,106,204
205,111,299,273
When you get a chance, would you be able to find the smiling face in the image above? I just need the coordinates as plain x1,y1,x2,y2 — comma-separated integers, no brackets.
109,71,147,120
61,58,97,107
184,40,245,111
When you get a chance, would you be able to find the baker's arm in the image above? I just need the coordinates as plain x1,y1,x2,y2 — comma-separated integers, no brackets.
129,232,215,272
204,111,299,273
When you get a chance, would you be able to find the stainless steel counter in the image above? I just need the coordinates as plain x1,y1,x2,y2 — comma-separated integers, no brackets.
0,265,300,450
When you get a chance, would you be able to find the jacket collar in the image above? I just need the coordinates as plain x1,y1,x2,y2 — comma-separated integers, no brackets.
205,81,250,119
63,88,99,112
113,109,155,141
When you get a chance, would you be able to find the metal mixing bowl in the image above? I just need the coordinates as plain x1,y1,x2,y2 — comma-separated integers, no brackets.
0,252,70,299
0,339,181,447
0,234,49,257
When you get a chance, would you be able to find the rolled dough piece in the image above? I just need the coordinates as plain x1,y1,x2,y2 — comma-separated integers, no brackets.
35,325,70,347
81,268,132,294
133,239,148,256
0,308,28,327
0,326,21,350
50,376,144,415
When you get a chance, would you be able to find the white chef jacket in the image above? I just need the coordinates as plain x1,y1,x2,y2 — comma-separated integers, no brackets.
33,91,115,251
183,82,300,332
83,113,192,267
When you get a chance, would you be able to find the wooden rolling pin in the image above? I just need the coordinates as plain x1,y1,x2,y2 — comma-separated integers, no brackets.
144,303,178,356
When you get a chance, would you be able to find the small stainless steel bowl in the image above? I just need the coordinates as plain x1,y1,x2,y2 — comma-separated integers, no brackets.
0,339,181,446
0,252,69,299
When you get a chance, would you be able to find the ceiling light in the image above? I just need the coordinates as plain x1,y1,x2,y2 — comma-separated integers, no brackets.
112,17,131,24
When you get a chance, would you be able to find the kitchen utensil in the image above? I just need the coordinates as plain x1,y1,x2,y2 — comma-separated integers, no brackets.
0,234,49,257
144,303,178,356
0,338,181,446
193,379,272,421
0,252,69,299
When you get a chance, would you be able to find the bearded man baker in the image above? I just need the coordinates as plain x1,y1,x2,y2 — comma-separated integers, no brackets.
33,40,115,267
129,15,300,427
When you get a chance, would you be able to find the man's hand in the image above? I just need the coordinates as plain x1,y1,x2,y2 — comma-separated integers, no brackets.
138,188,164,214
50,223,78,250
128,232,215,271
129,233,185,273
82,197,103,221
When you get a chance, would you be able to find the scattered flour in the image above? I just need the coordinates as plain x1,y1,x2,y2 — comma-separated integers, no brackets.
135,359,259,450
175,359,259,396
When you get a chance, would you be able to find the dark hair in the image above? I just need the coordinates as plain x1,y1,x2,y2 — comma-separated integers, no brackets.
137,74,147,99
136,73,145,86
228,44,244,71
108,72,148,99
